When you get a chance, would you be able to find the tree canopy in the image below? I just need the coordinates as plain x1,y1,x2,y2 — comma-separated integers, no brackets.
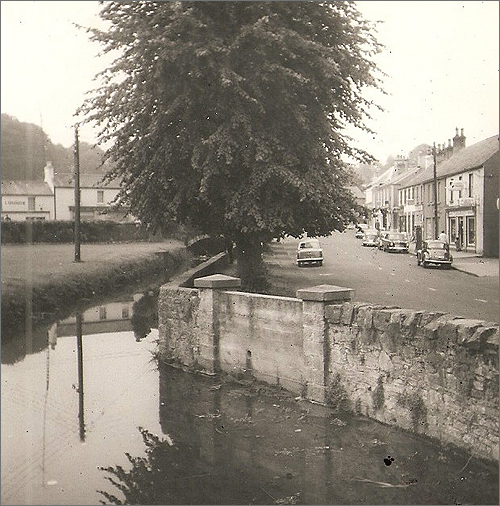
79,1,383,245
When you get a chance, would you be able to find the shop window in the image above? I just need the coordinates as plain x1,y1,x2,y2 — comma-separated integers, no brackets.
467,217,475,245
28,196,35,211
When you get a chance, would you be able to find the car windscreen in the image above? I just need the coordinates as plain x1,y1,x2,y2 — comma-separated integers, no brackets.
300,240,320,249
388,233,406,240
365,234,377,239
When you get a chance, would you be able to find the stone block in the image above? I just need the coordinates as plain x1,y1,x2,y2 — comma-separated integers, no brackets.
325,304,343,324
372,310,392,332
194,274,241,289
297,284,354,302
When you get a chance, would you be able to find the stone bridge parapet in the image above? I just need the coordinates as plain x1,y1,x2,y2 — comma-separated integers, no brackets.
158,274,499,460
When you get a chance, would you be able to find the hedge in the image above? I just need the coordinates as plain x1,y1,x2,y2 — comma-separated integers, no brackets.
0,220,188,244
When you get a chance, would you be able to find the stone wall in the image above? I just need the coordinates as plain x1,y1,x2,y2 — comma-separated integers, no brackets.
324,302,499,460
158,275,499,460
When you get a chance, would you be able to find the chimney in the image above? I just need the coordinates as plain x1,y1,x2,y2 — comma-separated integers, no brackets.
453,127,466,153
44,161,55,192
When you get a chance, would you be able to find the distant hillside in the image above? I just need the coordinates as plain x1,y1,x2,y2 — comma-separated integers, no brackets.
1,114,112,181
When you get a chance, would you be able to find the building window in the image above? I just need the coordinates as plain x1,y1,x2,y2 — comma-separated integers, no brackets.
97,190,104,204
427,184,431,202
28,196,35,211
458,176,462,199
99,306,107,320
468,173,473,198
467,217,475,246
437,182,441,203
411,187,414,200
122,307,130,319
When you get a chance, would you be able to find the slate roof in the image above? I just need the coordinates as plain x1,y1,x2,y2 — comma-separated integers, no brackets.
1,180,53,195
53,173,122,189
399,135,499,188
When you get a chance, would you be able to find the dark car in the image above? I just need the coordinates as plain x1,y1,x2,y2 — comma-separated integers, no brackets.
380,232,409,253
417,240,453,268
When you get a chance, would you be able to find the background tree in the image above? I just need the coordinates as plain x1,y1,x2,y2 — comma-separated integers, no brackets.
79,1,383,289
1,114,113,180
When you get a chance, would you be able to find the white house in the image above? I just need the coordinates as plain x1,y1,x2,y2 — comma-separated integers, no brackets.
45,162,130,221
1,180,54,221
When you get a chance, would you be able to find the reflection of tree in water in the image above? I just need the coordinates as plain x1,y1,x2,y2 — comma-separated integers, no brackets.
98,427,272,505
130,290,159,341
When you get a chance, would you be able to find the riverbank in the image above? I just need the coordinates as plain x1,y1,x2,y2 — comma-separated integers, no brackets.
1,241,191,338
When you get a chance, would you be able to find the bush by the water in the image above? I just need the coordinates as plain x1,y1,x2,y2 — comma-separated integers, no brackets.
1,220,187,244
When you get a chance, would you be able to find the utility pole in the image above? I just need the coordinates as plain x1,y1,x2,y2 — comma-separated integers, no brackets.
74,127,81,262
432,142,439,239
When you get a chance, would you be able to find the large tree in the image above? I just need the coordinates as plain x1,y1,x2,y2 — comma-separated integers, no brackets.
79,1,383,288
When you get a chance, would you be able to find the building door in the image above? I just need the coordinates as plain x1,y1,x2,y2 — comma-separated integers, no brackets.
450,217,457,243
457,217,464,251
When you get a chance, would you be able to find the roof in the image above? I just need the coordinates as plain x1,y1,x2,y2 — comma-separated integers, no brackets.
431,134,499,179
53,173,122,189
399,134,499,188
1,180,53,196
347,185,365,199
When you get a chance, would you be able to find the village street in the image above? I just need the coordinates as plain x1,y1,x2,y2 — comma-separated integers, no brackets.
265,231,499,323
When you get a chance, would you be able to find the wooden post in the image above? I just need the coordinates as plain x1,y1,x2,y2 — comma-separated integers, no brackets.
74,127,81,262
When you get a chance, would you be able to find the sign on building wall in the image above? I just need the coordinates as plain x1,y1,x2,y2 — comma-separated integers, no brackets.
1,197,27,210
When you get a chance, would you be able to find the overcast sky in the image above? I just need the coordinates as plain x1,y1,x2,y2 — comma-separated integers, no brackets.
1,1,498,164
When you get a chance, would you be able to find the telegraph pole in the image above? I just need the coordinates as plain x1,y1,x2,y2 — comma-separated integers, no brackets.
432,142,439,239
74,127,81,262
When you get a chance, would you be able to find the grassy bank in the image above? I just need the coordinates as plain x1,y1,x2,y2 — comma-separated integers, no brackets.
1,241,192,338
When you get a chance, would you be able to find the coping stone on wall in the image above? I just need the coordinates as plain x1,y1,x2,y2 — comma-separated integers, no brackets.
194,274,242,289
297,284,354,302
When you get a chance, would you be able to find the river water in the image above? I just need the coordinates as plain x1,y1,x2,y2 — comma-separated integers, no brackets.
1,286,499,505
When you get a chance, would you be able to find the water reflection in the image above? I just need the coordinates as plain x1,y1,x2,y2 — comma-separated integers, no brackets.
1,290,159,365
1,292,162,506
97,365,499,505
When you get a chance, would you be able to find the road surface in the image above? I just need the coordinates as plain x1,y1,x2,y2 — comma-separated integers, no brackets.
265,231,499,323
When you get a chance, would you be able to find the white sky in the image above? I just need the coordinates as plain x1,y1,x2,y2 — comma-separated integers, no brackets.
1,1,499,164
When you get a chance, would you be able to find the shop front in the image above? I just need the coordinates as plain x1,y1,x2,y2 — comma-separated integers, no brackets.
447,205,476,252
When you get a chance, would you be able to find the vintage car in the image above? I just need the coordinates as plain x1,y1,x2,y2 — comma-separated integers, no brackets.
379,232,409,253
417,240,453,268
362,230,379,247
377,231,388,249
297,238,323,267
355,223,369,239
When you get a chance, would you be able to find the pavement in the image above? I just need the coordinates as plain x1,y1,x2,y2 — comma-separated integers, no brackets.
408,241,498,277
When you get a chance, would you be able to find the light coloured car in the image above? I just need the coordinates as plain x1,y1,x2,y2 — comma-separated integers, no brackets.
417,240,453,268
362,230,379,247
297,238,323,267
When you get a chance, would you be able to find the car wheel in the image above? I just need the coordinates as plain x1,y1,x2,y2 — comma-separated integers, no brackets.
417,257,421,266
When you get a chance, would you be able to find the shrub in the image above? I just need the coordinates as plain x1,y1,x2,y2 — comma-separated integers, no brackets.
0,220,183,244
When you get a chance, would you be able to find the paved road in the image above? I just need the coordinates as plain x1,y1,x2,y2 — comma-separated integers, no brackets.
265,231,499,323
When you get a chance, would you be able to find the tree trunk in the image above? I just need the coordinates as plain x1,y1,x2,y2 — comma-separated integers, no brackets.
235,236,268,292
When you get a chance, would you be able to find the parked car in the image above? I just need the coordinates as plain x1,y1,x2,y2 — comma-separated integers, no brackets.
380,232,409,253
362,230,379,247
297,238,323,267
377,231,389,249
355,223,369,239
417,240,453,268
